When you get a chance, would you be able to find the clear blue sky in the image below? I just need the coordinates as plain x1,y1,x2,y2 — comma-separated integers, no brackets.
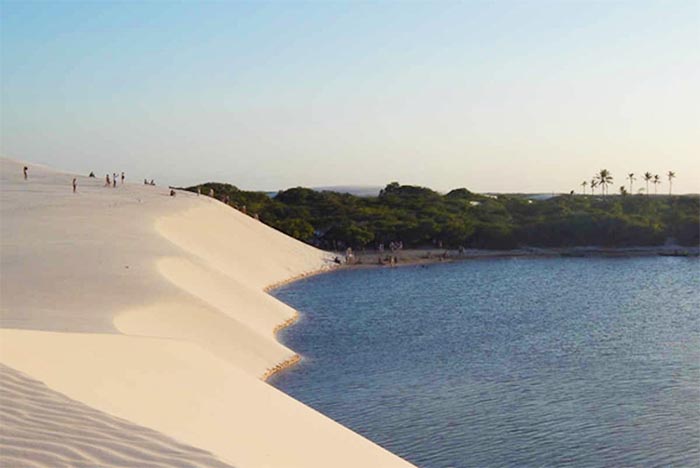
1,0,698,193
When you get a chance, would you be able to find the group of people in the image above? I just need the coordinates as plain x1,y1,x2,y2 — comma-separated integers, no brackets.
22,165,163,196
196,186,215,197
84,169,160,193
378,241,404,253
105,172,125,188
338,246,401,267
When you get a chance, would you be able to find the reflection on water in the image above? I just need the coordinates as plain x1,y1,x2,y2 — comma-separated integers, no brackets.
272,257,700,467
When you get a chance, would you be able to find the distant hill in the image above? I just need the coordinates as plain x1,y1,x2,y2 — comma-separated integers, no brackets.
312,186,384,197
493,193,562,201
264,186,383,198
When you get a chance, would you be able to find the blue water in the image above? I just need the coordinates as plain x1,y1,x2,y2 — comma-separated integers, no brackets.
271,257,700,467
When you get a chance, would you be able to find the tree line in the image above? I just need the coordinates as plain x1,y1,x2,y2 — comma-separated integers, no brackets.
185,179,699,251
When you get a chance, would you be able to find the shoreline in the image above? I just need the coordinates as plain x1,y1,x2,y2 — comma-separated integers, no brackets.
263,264,339,381
337,245,700,269
263,264,338,293
263,312,300,381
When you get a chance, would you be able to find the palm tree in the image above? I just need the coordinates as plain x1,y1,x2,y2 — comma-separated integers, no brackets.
627,173,635,193
596,169,613,196
667,171,676,195
590,179,598,195
581,180,587,195
643,172,653,195
653,174,661,194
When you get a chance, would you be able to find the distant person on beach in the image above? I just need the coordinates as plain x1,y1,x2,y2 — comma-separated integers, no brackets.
144,178,148,185
88,171,95,178
150,179,155,186
105,174,111,186
196,186,201,196
209,188,214,197
121,172,125,184
72,178,77,193
112,173,117,188
170,189,176,197
23,166,28,180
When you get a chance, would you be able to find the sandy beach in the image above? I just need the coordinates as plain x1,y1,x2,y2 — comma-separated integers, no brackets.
341,245,699,269
0,158,414,467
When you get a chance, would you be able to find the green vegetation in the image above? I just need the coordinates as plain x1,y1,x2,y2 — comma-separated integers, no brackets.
186,182,699,250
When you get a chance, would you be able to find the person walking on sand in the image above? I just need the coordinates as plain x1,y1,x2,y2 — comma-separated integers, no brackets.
112,173,117,188
72,178,77,193
196,186,201,196
105,174,111,187
23,166,28,180
121,172,125,184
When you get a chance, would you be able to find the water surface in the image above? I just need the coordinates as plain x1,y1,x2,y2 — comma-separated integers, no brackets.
272,257,700,467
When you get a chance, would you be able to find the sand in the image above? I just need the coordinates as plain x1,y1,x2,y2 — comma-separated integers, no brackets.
343,246,699,269
0,364,234,468
0,158,414,467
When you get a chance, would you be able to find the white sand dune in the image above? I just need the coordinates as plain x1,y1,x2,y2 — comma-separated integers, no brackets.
0,158,413,467
0,364,234,468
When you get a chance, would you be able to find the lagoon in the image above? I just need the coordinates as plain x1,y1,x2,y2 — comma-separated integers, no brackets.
272,257,700,467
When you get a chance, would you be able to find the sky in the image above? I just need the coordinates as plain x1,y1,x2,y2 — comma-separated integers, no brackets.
1,0,698,193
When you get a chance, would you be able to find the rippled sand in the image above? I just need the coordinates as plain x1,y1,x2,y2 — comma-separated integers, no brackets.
0,364,232,468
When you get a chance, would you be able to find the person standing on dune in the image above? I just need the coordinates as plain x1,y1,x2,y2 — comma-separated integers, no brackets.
121,172,125,184
23,166,28,180
105,174,111,187
112,173,117,188
72,178,77,193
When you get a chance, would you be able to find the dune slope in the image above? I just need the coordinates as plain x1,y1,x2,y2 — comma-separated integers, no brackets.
0,158,413,467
